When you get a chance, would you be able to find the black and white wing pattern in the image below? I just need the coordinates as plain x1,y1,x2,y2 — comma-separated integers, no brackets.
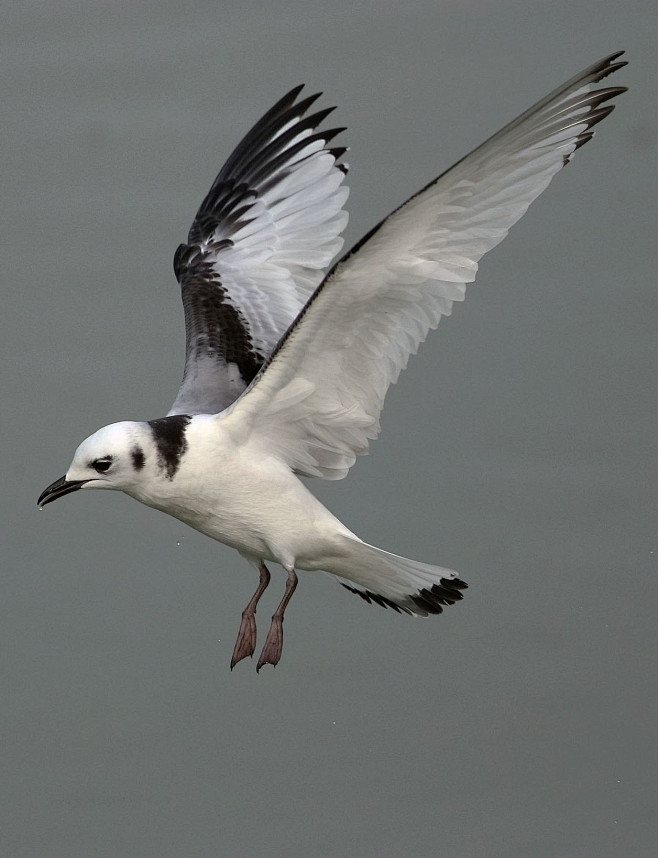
221,53,627,478
167,86,349,416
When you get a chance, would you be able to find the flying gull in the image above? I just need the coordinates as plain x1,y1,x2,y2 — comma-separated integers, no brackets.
39,53,627,670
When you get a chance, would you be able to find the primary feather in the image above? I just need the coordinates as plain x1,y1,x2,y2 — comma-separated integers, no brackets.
222,52,627,481
168,86,349,416
39,54,626,670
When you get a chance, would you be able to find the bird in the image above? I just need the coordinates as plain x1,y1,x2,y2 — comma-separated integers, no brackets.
39,52,627,671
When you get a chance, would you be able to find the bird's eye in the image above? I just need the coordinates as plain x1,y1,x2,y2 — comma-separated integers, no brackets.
92,458,113,474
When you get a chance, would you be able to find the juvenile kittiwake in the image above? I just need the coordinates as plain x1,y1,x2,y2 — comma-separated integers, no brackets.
39,53,627,670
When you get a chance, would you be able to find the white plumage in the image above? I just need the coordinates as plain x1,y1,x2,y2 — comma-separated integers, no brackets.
39,53,626,670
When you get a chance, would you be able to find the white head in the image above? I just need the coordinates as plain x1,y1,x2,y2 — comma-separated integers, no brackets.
38,421,152,506
38,415,193,509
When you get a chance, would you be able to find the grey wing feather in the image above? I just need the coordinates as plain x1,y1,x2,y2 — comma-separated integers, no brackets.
168,86,349,416
221,53,626,480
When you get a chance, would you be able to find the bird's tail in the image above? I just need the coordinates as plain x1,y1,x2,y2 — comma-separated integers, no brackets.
329,537,467,616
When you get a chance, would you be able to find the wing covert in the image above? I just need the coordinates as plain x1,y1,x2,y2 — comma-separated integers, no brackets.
168,86,349,416
220,53,626,478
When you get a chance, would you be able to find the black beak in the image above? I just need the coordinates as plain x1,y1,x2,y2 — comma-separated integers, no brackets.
38,476,87,508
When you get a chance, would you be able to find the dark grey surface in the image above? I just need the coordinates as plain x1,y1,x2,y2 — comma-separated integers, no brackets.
3,2,656,856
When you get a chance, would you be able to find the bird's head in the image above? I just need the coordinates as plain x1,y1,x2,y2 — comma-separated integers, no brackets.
38,421,151,508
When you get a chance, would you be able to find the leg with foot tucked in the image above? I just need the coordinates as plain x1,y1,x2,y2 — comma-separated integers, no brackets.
256,567,298,672
230,563,271,670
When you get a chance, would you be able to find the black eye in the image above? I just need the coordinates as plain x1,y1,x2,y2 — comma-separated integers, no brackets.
92,458,113,473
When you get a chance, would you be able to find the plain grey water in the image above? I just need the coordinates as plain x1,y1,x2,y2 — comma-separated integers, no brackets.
2,2,656,856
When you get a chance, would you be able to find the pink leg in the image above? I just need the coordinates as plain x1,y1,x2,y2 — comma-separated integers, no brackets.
230,563,271,670
256,568,298,672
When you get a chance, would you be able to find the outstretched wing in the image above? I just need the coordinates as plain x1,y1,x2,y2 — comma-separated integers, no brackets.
220,53,627,478
167,86,349,416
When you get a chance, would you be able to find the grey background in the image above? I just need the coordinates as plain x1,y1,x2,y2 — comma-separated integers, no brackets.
2,2,656,857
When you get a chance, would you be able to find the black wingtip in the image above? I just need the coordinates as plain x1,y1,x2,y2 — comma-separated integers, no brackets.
292,92,325,117
604,49,625,63
592,51,628,82
276,83,307,108
329,146,350,173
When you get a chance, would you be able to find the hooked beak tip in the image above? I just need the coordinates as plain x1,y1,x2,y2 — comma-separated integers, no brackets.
37,476,87,508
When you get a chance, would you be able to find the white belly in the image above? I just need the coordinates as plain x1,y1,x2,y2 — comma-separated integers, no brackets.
134,431,355,570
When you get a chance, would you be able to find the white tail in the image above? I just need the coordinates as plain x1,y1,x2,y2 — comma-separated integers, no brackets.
330,538,467,616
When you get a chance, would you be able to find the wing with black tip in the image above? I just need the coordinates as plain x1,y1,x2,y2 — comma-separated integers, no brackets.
223,53,626,479
168,86,349,416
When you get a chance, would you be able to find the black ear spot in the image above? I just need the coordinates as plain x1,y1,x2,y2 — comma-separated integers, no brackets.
131,446,146,471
